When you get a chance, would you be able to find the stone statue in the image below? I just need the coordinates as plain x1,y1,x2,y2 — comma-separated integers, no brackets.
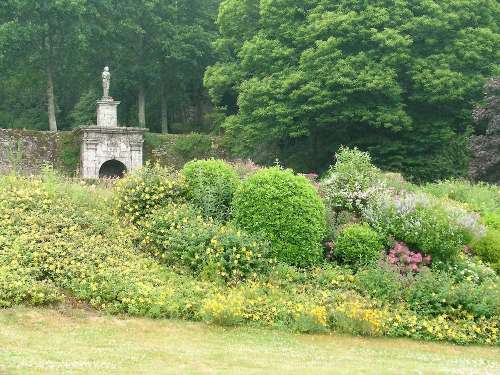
102,66,111,98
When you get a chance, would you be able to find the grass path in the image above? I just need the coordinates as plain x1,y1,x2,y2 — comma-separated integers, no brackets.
0,307,499,374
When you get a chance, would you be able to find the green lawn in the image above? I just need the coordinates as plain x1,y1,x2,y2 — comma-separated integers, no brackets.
0,307,499,374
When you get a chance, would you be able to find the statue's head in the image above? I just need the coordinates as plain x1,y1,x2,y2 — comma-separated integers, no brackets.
104,66,109,72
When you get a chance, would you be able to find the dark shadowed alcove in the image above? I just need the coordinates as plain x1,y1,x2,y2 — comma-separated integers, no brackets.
99,159,127,178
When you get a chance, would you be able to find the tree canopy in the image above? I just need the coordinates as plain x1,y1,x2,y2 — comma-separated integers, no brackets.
1,0,499,181
0,0,220,132
205,0,500,181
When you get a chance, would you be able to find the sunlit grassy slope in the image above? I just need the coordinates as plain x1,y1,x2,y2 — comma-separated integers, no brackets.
0,307,499,375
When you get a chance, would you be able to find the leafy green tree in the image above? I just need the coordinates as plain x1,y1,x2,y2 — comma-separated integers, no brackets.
206,0,500,181
0,0,219,132
0,0,87,131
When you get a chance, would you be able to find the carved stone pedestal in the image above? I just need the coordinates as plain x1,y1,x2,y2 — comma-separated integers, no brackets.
97,98,120,128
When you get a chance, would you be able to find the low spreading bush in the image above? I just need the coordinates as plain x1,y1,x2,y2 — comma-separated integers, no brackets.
472,229,500,273
422,180,500,216
0,173,498,346
114,163,186,223
483,212,500,231
355,264,404,303
334,224,383,268
363,193,468,262
139,204,274,282
404,268,499,319
321,147,382,214
0,265,61,308
181,159,240,221
232,167,327,267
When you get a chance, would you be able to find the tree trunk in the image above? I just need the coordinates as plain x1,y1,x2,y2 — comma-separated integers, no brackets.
161,82,169,134
46,38,57,131
138,82,146,128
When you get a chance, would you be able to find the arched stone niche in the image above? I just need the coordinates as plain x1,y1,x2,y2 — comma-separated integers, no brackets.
78,127,146,179
99,159,127,178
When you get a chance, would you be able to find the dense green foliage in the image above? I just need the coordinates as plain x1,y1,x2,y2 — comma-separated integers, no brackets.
181,159,240,220
470,77,500,183
139,203,273,282
0,0,220,131
174,134,214,160
0,168,499,345
334,224,383,269
472,230,500,272
206,0,500,181
114,164,187,223
232,167,326,267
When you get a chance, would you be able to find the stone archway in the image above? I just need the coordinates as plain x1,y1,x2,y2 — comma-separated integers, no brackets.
99,159,127,179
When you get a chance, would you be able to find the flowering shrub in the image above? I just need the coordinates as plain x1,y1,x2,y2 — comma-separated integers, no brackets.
437,256,497,284
232,167,327,267
202,292,245,326
0,174,498,346
320,147,382,214
363,193,467,262
114,163,187,223
139,204,274,282
0,265,61,308
334,224,383,268
387,242,431,274
181,159,240,221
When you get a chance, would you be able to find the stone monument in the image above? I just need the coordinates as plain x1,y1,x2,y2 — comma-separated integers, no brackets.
79,67,147,179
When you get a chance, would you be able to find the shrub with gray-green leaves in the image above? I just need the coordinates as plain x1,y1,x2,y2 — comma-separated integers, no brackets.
321,147,382,214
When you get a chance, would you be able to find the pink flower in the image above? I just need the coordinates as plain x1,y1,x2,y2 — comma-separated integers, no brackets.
411,253,423,264
423,256,432,265
394,242,408,254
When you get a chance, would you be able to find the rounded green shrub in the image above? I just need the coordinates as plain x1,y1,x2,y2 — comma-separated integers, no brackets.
232,167,327,267
181,159,240,221
335,224,383,268
139,204,273,282
114,163,187,223
472,229,500,273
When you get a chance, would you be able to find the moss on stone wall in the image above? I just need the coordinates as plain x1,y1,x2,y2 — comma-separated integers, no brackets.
0,129,226,176
0,129,58,175
56,131,81,175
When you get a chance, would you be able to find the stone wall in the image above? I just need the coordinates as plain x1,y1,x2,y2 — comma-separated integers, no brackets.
0,129,59,175
0,129,226,176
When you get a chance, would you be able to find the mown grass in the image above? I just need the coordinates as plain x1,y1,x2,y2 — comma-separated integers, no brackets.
0,307,499,375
